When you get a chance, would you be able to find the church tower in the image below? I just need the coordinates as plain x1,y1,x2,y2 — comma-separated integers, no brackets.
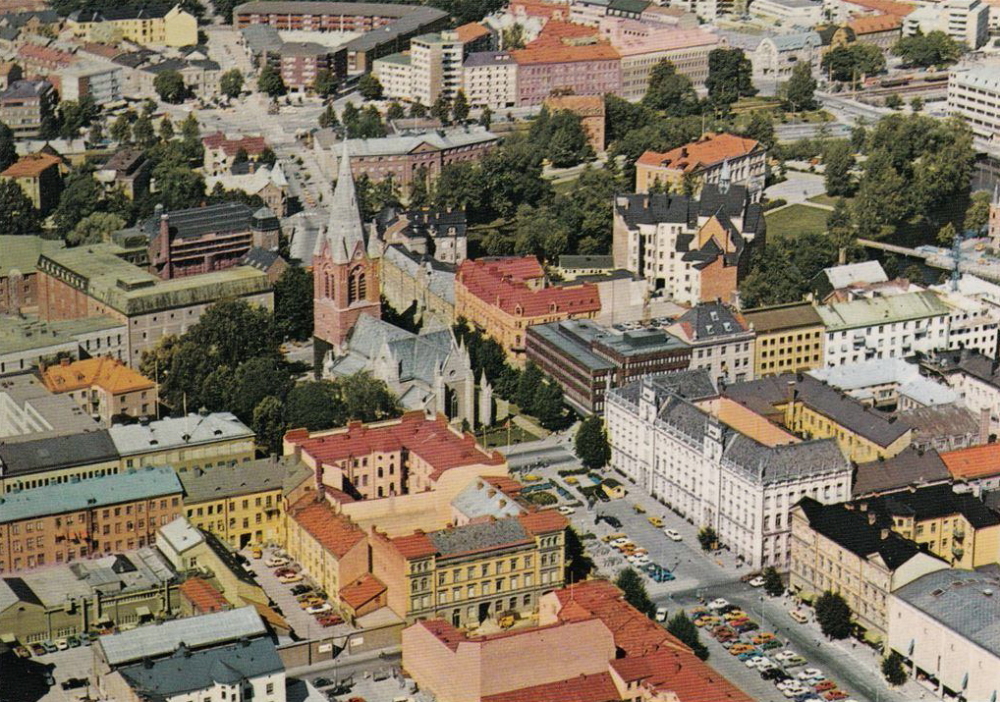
313,140,381,354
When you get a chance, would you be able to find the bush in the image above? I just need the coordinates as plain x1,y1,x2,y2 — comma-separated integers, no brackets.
763,198,787,211
525,491,557,506
697,526,718,551
882,651,907,686
558,467,591,477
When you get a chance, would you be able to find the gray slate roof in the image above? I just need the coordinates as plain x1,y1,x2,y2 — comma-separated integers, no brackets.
853,447,951,498
178,455,311,503
0,431,119,477
429,516,530,557
893,568,1000,657
110,412,254,456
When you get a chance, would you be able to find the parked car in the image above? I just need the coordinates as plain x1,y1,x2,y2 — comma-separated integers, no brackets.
251,547,263,559
789,609,809,624
306,603,333,615
655,607,668,622
749,576,766,587
815,681,837,692
61,678,89,690
707,598,730,611
313,677,334,688
54,638,69,651
300,597,326,609
291,585,313,596
633,503,646,514
664,529,682,541
723,610,747,621
762,640,783,650
785,656,807,667
824,692,848,701
42,641,58,654
13,646,31,658
762,669,791,682
797,669,824,681
265,557,289,568
279,573,304,584
557,506,575,515
647,516,663,528
66,635,81,648
318,614,344,627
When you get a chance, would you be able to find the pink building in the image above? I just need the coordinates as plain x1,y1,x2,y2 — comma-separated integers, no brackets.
511,43,621,106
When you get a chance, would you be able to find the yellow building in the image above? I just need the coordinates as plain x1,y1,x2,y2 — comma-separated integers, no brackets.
41,356,157,426
743,302,825,378
177,455,312,549
110,411,257,473
67,4,197,47
371,510,568,627
725,373,913,463
790,498,948,639
0,152,63,213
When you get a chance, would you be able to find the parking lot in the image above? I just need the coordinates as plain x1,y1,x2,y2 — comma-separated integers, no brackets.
31,645,98,702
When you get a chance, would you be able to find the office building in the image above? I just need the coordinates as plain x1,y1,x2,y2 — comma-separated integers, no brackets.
744,302,825,378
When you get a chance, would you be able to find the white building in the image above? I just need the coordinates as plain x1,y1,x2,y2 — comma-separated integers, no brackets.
605,373,852,570
816,290,952,367
372,52,414,101
922,349,1000,436
412,30,464,105
809,358,960,410
462,51,518,110
904,0,989,49
888,568,1000,702
948,64,1000,144
750,0,824,26
933,285,1000,358
57,60,123,104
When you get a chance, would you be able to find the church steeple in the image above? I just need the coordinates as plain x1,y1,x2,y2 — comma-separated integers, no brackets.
314,139,366,264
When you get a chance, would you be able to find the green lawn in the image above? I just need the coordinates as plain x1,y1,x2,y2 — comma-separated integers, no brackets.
807,193,849,207
480,423,540,449
764,204,830,239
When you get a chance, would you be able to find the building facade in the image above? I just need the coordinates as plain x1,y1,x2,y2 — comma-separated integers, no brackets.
40,356,157,425
462,51,518,109
110,412,257,473
635,133,766,194
0,152,63,213
0,79,55,138
903,0,989,48
948,65,1000,144
744,302,825,377
66,4,197,47
666,303,756,384
510,44,621,106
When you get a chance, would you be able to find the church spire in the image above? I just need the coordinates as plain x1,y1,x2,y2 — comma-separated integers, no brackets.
315,139,366,264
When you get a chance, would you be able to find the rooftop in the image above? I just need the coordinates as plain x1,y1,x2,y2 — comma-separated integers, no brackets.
287,496,365,558
202,131,269,157
109,412,254,456
893,568,1000,658
848,13,901,32
853,447,951,497
1,151,61,178
178,455,312,503
391,511,567,560
858,483,1000,530
941,443,1000,482
637,133,761,174
451,476,526,521
464,50,514,67
671,303,751,342
608,648,754,702
457,256,601,318
0,234,64,278
557,254,614,269
179,577,230,614
483,672,621,702
510,42,619,65
0,79,51,101
339,573,387,610
69,3,172,22
41,357,155,395
97,606,267,667
816,290,950,330
0,466,181,524
743,302,823,333
809,358,958,407
316,126,499,158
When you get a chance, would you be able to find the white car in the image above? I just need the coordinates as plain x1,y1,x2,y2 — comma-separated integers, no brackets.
707,598,730,611
55,638,69,651
776,680,802,691
306,603,332,615
632,554,651,566
655,606,668,622
774,650,798,661
265,557,289,568
782,686,808,698
797,669,824,681
664,529,682,541
557,506,576,515
749,576,766,587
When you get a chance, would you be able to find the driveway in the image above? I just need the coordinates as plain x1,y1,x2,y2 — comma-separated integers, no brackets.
764,172,828,208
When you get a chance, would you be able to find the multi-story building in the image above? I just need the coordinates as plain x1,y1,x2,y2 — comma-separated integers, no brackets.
66,4,197,47
0,62,23,91
789,498,949,639
744,302,825,377
635,132,766,194
607,24,722,99
606,375,853,569
110,411,257,473
375,206,467,265
206,163,289,217
379,244,456,330
725,373,913,462
847,13,902,49
510,43,621,106
36,243,274,365
313,127,499,196
41,356,157,425
179,455,312,549
525,318,693,414
271,41,346,90
0,315,126,375
411,31,463,105
95,148,151,200
904,0,989,48
948,64,1000,144
138,56,222,99
933,285,1000,358
666,303,756,384
56,60,123,104
612,183,765,304
455,256,602,364
922,349,1000,436
0,466,183,572
750,0,824,25
462,51,518,110
0,79,54,138
816,290,952,367
0,236,65,316
202,132,270,175
888,568,1000,702
0,152,62,214
810,358,959,411
233,1,450,73
725,31,822,84
371,510,567,626
942,442,1000,493
96,607,286,702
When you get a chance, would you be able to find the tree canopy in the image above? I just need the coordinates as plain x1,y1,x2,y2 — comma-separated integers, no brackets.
667,611,710,660
893,30,964,68
575,416,611,470
615,568,655,618
815,590,853,639
643,59,701,116
154,70,188,103
821,44,886,82
706,48,756,110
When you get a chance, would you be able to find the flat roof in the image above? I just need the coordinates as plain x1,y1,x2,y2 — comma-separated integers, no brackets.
0,315,125,357
816,290,950,331
109,412,254,456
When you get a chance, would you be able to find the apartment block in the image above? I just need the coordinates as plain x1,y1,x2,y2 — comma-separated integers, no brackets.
0,151,62,213
635,132,766,194
41,356,157,425
56,60,123,104
461,51,517,110
411,31,464,105
0,79,54,139
0,466,183,573
602,21,721,98
110,411,257,473
66,4,197,47
904,0,989,49
666,303,756,384
948,64,1000,143
511,43,621,106
744,302,826,378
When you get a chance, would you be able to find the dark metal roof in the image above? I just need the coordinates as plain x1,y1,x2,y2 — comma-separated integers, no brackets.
69,4,171,22
0,430,118,476
143,202,255,241
853,447,951,498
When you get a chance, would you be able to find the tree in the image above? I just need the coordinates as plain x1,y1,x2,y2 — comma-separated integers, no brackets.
479,105,493,129
311,69,337,98
885,93,903,110
706,48,756,110
274,265,313,340
564,527,593,583
642,59,701,116
0,181,40,235
159,115,175,141
575,416,611,470
824,140,856,197
882,651,908,686
515,362,544,414
54,171,103,236
452,89,470,123
336,371,402,424
88,120,104,145
132,114,155,148
893,30,964,68
937,221,957,246
257,64,286,98
533,380,565,430
181,113,200,141
110,113,132,143
430,94,451,124
910,96,923,112
697,526,718,551
285,381,341,431
821,44,885,83
827,198,855,264
814,590,853,639
227,356,294,422
0,121,16,172
252,395,286,455
58,97,98,139
154,70,188,103
409,101,428,118
409,165,430,208
152,160,205,211
220,69,244,99
501,23,525,49
615,568,655,618
783,61,817,112
358,73,383,101
762,566,784,597
319,104,339,129
851,149,907,238
386,101,405,121
739,110,775,151
965,190,992,233
67,212,125,245
667,611,710,660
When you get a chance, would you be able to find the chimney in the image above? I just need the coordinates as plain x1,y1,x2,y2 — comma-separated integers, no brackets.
60,357,70,366
868,512,876,525
980,407,991,445
158,207,172,276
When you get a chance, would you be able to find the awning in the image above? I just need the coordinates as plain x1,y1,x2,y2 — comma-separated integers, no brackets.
134,606,152,618
0,632,16,644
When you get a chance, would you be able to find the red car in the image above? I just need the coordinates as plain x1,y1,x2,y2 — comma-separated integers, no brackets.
815,681,837,692
824,691,848,701
274,568,297,578
318,614,344,627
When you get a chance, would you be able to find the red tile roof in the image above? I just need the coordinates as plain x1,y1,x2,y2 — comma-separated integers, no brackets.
1,152,61,178
848,13,902,32
519,510,569,535
511,43,620,65
527,20,602,49
339,573,387,610
390,531,437,559
288,496,365,558
941,444,1000,481
455,21,491,43
610,649,754,702
844,0,916,16
457,257,601,318
638,133,760,173
483,475,524,497
413,618,468,651
17,43,76,68
483,672,621,702
509,0,569,19
202,131,269,157
179,577,229,614
285,411,504,482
